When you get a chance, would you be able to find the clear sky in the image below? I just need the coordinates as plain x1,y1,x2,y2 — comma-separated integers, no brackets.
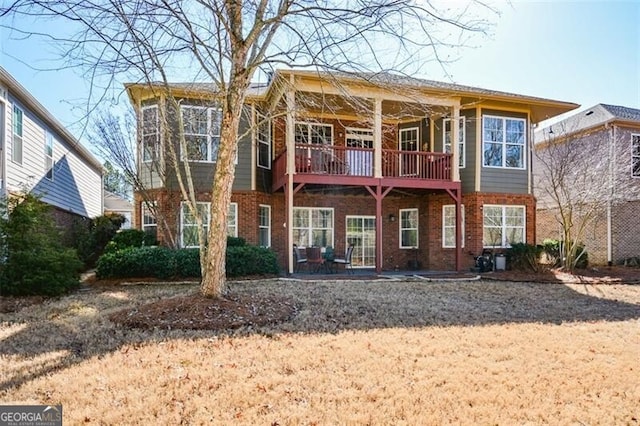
1,0,639,147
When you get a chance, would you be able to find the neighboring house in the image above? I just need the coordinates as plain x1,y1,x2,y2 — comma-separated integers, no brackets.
0,67,103,228
534,104,640,265
104,190,133,229
126,70,577,273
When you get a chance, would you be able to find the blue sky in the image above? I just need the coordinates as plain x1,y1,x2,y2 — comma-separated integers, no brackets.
1,1,639,146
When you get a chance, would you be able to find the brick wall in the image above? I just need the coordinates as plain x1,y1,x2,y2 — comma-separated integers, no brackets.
612,200,640,263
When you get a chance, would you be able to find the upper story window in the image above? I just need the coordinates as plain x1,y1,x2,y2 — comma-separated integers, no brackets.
295,122,333,145
181,105,221,162
443,117,465,168
44,131,54,180
12,105,23,165
483,115,526,169
632,134,640,178
141,106,159,163
483,205,525,248
257,112,271,169
399,208,419,248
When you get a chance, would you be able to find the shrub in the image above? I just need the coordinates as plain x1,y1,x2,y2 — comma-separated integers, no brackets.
227,236,247,247
0,194,82,296
541,239,588,270
96,245,279,279
68,213,126,267
104,229,157,254
506,243,543,272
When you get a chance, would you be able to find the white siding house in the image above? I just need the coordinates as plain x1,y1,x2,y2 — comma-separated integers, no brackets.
0,67,103,219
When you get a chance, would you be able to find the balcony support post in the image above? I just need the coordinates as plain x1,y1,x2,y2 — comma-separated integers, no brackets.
446,186,463,271
373,98,382,178
366,184,393,274
286,76,295,274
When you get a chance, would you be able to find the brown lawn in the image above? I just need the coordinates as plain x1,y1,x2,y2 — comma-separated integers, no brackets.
1,278,639,425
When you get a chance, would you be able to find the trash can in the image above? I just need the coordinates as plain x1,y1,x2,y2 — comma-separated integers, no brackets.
494,253,506,271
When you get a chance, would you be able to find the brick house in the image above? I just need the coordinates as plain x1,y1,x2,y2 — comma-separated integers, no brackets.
126,70,577,273
534,104,640,265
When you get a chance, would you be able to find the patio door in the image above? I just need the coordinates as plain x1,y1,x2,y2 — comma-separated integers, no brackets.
399,127,419,176
345,216,376,268
346,127,373,176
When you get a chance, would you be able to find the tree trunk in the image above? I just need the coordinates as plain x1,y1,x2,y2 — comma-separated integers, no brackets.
200,81,248,298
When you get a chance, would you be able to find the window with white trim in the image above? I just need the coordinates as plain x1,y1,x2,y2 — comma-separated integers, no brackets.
483,115,526,169
180,202,210,248
292,207,334,248
12,105,23,164
443,205,465,248
399,208,419,248
483,205,525,248
632,134,640,177
443,117,465,168
181,105,221,161
294,122,333,145
257,112,271,169
228,202,238,238
141,201,157,240
258,205,271,247
44,131,54,180
141,105,159,163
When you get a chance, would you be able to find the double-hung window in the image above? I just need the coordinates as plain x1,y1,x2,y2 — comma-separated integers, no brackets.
12,105,23,164
443,117,465,168
228,203,238,238
141,201,157,240
180,202,210,248
399,208,419,248
294,122,333,145
632,134,640,177
141,106,159,162
292,207,334,248
483,205,525,248
257,112,271,169
181,105,221,162
483,115,526,169
258,205,271,247
44,131,54,180
442,205,465,248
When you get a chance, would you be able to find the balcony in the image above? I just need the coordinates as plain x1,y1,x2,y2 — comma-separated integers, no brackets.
272,144,456,191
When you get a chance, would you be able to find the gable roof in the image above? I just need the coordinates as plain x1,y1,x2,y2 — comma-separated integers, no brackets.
0,67,103,172
535,103,640,142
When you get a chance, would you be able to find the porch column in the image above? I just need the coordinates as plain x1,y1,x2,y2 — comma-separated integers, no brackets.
286,77,295,274
455,191,462,271
451,105,461,182
373,98,382,178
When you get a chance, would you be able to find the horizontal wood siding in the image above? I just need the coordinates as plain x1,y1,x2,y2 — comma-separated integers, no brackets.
460,109,477,193
6,95,102,218
480,109,529,194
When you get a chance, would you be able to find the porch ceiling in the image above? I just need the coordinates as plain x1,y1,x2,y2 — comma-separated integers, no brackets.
293,92,451,122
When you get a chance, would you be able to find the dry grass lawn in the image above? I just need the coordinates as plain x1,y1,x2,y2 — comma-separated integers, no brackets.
1,278,639,424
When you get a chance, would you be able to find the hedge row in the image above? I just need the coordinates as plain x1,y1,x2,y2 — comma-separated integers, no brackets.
96,245,279,279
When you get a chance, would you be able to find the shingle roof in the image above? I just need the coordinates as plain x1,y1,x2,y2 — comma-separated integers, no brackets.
535,103,640,142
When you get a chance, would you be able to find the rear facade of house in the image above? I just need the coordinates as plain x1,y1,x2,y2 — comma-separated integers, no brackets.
0,67,103,227
128,70,576,273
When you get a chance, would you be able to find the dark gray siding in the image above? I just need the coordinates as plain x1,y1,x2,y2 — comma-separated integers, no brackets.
480,109,529,194
163,101,253,191
432,110,476,193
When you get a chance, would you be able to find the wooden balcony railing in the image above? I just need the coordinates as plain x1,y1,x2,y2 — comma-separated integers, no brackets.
272,144,452,190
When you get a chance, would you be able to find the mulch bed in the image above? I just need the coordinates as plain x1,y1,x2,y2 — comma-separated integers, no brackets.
108,293,298,330
482,266,640,284
0,295,48,313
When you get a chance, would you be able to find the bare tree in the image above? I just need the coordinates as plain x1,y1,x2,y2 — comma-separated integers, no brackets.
3,0,494,297
534,123,630,271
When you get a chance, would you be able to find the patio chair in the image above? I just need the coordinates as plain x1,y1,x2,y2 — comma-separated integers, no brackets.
333,244,354,274
293,244,308,272
306,246,325,273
